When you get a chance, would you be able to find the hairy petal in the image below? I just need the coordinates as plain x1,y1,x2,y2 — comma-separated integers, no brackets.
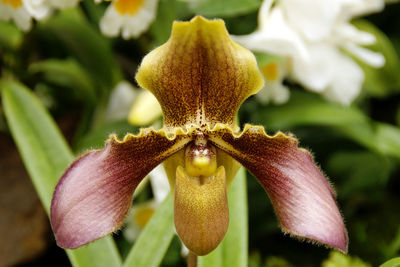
136,15,263,129
174,166,229,255
51,128,191,249
208,124,348,252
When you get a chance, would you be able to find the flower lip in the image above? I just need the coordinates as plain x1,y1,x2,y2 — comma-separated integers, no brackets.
174,165,229,255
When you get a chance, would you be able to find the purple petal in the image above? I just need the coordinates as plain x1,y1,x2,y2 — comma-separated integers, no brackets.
209,124,348,252
51,128,190,249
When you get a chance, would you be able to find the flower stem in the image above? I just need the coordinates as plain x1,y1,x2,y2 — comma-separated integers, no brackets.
188,251,198,267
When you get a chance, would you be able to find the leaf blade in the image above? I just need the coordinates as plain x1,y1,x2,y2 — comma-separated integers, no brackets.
1,80,122,267
221,168,248,267
123,194,175,267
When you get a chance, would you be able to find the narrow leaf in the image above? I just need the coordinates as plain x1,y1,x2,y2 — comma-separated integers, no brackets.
380,258,400,267
198,167,248,267
221,167,248,267
123,194,175,267
198,246,222,267
38,9,122,90
1,80,122,267
353,19,400,97
29,58,97,103
256,91,400,160
0,21,23,50
73,120,138,153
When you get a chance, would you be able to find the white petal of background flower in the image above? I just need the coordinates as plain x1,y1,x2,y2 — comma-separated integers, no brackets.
345,42,385,67
100,0,158,39
322,52,364,105
0,1,32,31
280,0,345,41
334,22,377,45
234,0,387,105
257,82,290,105
291,43,338,92
22,0,50,19
149,165,169,204
233,1,309,61
22,0,80,20
340,0,384,19
105,80,137,122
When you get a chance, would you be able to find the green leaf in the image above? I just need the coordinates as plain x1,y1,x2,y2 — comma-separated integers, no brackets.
255,91,400,159
322,251,371,267
0,21,23,50
221,168,248,267
38,9,122,91
1,80,73,209
1,80,122,267
123,194,175,267
198,246,223,267
255,52,285,67
254,91,368,129
189,0,260,18
199,168,248,267
73,120,138,153
382,226,400,260
327,151,392,198
29,58,97,103
380,258,400,267
149,0,190,47
374,123,400,158
353,20,400,97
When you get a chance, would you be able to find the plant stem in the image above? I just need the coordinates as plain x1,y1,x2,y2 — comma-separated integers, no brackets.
188,251,198,267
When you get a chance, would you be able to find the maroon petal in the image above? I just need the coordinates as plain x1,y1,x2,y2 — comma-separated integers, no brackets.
208,124,348,252
51,128,190,249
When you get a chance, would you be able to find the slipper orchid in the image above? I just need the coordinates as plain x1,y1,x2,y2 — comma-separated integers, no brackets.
50,16,348,256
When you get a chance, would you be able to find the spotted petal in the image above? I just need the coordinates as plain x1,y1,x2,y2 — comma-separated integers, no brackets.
51,128,191,249
136,16,264,129
208,124,348,252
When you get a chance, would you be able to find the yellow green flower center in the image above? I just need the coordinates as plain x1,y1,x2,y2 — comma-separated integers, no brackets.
261,62,279,82
2,0,22,8
114,0,144,15
134,206,155,228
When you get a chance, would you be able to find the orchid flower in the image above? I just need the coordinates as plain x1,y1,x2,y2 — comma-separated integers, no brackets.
50,16,348,256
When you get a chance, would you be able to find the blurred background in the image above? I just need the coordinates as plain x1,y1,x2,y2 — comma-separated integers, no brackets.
1,0,400,266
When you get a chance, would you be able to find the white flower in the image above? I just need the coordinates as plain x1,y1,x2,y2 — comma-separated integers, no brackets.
22,0,81,20
257,59,290,104
99,0,158,39
127,89,162,126
233,0,386,105
233,0,308,61
105,81,137,122
0,0,32,31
